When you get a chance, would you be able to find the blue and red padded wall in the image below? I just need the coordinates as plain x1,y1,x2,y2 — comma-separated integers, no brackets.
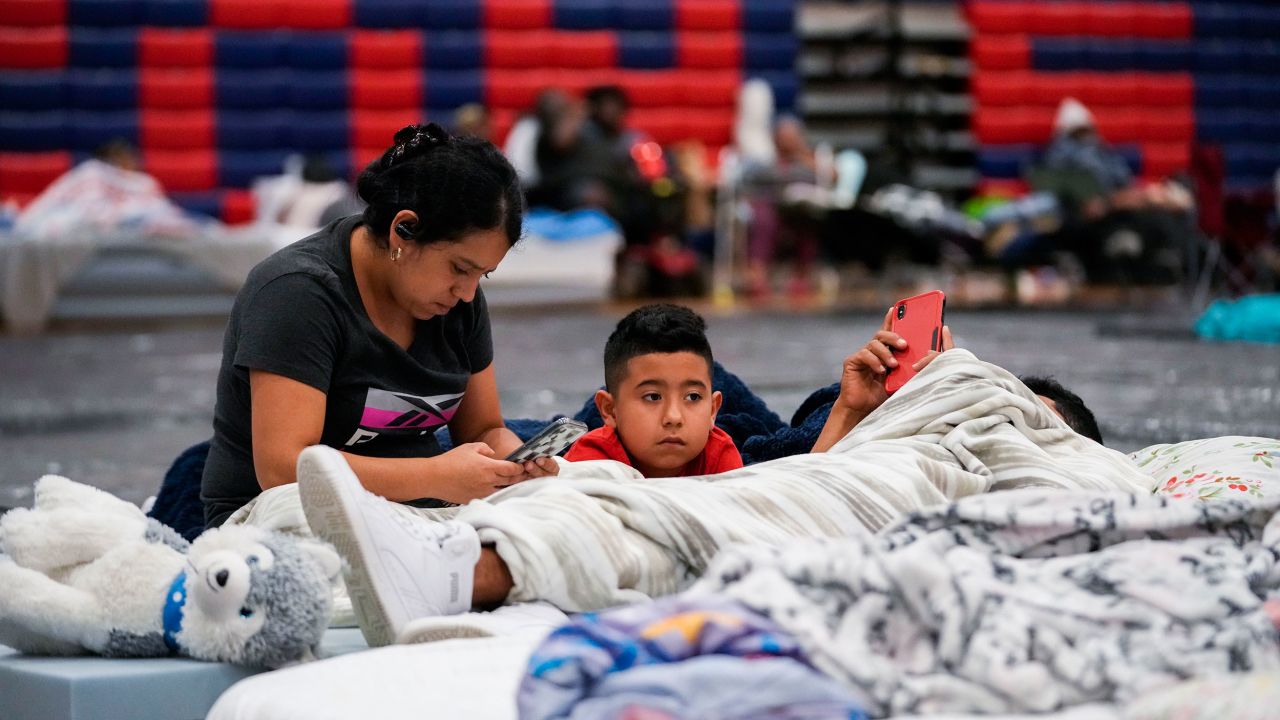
0,0,798,222
968,0,1280,194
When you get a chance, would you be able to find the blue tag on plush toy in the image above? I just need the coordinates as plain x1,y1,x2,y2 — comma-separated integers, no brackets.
162,571,188,653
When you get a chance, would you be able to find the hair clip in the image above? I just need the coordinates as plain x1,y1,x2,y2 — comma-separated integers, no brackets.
385,124,451,169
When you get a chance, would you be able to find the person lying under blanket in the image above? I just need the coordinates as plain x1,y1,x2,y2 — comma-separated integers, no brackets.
281,324,1136,647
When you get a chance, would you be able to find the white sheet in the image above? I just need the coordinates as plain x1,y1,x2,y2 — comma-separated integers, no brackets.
0,227,285,334
207,633,543,720
208,632,1122,720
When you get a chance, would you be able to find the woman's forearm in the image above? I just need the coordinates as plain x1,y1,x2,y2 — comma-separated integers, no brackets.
475,426,523,458
338,452,452,502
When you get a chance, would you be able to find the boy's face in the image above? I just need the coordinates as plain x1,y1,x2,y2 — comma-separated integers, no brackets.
596,351,722,478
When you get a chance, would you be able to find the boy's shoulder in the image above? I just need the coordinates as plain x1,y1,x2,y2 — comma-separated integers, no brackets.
697,426,744,475
563,426,631,465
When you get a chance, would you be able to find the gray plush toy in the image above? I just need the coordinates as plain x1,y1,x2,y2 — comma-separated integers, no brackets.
0,475,340,668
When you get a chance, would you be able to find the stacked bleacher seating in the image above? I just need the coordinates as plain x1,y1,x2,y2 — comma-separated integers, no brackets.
968,0,1278,195
0,0,798,223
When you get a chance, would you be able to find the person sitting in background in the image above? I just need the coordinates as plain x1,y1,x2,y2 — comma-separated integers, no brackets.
530,86,654,249
1034,98,1193,285
1041,99,1134,211
94,138,142,173
528,86,701,298
504,89,572,191
527,90,596,209
741,115,824,299
275,156,360,229
453,103,492,142
14,138,199,240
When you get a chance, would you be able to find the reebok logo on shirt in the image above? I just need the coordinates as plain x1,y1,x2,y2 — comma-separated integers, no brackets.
345,388,464,446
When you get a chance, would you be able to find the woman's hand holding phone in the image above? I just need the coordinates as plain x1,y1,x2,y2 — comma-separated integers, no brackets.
518,456,559,479
492,456,559,492
433,442,529,502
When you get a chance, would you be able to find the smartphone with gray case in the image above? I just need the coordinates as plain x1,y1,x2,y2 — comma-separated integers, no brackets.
504,418,588,463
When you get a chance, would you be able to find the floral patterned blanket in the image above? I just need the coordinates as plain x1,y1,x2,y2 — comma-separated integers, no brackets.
1134,436,1279,501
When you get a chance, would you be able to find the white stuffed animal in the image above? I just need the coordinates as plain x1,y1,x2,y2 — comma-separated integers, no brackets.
0,475,341,667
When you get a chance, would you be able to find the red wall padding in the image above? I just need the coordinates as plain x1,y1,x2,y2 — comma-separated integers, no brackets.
141,110,215,150
0,0,67,26
349,69,423,110
350,30,421,69
0,27,67,69
139,29,214,68
144,149,218,192
483,0,550,29
0,151,72,195
675,0,739,31
139,69,215,109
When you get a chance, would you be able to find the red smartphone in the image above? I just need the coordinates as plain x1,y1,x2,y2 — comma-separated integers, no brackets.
885,290,946,394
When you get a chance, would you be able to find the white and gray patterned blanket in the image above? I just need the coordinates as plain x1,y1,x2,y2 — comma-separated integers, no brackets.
451,349,1153,611
692,489,1280,717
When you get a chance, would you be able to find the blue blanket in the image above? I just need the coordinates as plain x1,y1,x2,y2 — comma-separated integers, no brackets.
518,594,866,720
150,364,840,540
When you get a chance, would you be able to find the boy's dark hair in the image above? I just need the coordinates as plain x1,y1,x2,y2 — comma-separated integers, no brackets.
357,122,524,249
604,304,713,392
1019,375,1104,444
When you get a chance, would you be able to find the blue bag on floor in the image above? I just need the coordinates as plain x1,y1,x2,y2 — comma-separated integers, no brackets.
1195,294,1280,344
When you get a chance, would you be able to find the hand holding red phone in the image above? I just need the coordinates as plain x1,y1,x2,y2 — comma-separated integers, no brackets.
835,305,954,417
814,305,953,453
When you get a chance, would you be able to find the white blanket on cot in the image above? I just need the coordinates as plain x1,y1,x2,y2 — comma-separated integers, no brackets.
230,350,1152,614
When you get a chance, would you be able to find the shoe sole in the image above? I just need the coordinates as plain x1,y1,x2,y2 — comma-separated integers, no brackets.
298,449,400,648
395,620,493,645
395,604,570,645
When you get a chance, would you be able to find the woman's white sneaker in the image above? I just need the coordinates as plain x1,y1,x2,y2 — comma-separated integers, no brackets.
297,445,481,647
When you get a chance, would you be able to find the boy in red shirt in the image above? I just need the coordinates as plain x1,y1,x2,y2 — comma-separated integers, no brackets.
563,304,743,477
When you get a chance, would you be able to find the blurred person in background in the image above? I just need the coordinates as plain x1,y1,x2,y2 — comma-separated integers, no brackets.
531,84,652,246
452,103,492,142
1034,98,1193,285
274,155,360,229
14,138,198,239
741,115,824,299
94,138,142,173
526,85,697,297
504,89,572,191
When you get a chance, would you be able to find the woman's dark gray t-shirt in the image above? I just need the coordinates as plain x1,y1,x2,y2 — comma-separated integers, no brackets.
201,215,493,528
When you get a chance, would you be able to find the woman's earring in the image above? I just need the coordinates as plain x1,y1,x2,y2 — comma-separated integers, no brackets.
391,246,402,262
